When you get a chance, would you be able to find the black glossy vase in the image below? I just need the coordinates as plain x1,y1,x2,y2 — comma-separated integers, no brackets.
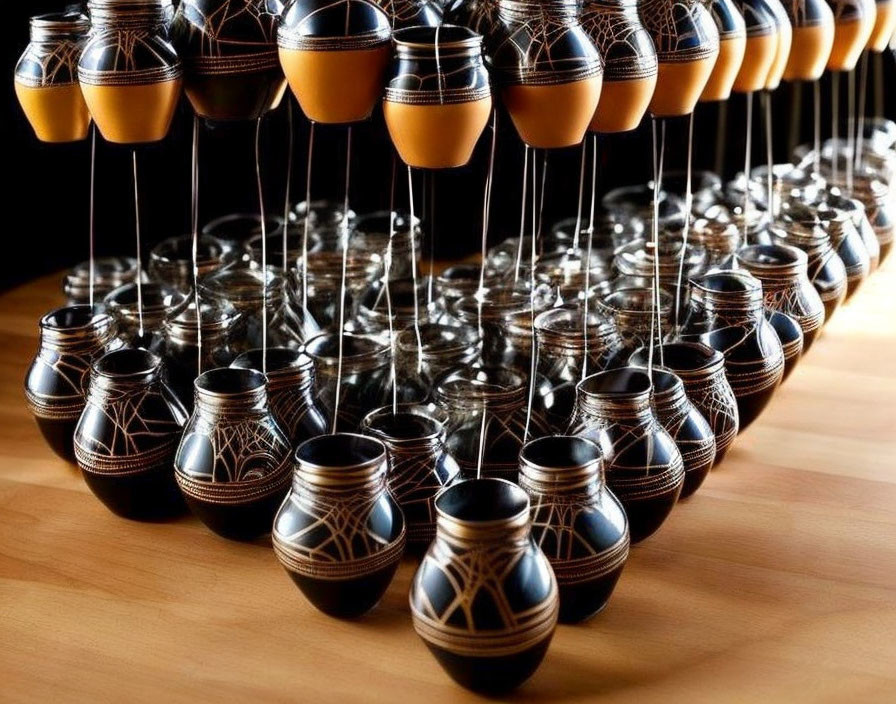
361,405,460,551
174,367,292,540
172,0,286,121
629,342,739,467
519,436,629,623
434,366,550,481
644,368,715,498
273,433,406,618
817,197,871,300
24,305,120,462
74,348,188,519
571,367,684,542
681,270,785,431
735,243,826,352
409,478,559,693
767,310,803,381
230,347,328,445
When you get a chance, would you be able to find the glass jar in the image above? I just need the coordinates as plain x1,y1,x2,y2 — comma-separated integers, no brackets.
164,299,240,411
434,263,505,310
352,210,422,281
434,366,550,481
692,204,742,269
202,212,284,256
174,367,292,540
25,305,120,463
570,367,684,543
103,281,189,352
597,286,674,354
63,256,141,305
409,477,558,694
273,433,406,617
304,332,418,432
361,405,460,550
74,348,188,519
534,305,627,433
14,11,91,143
395,322,481,393
294,246,383,329
148,233,232,294
519,435,629,623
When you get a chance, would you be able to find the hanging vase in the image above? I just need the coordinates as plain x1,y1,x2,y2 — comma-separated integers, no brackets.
273,433,406,617
826,0,877,70
640,0,720,115
490,0,603,148
700,0,747,101
384,25,492,169
409,477,558,693
763,0,793,90
571,367,684,542
15,11,92,143
78,0,183,144
781,0,835,80
731,0,779,92
174,367,292,540
519,435,629,623
580,0,658,132
74,348,188,519
171,0,286,121
278,0,392,123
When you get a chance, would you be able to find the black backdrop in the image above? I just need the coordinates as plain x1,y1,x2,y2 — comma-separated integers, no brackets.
4,1,895,292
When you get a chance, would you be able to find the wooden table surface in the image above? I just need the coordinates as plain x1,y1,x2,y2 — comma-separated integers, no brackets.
2,267,895,703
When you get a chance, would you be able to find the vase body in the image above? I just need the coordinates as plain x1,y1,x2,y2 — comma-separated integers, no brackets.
409,478,558,693
25,305,120,462
580,0,658,132
818,199,870,300
834,195,880,271
435,367,550,481
519,436,629,623
640,0,720,115
278,0,392,123
174,367,291,539
172,0,286,121
701,0,747,101
15,12,92,143
782,0,835,80
571,367,684,543
736,243,826,351
869,0,896,49
534,306,627,433
361,406,460,549
629,342,739,466
75,348,188,519
78,0,183,144
764,0,793,89
273,434,406,617
375,0,443,27
491,0,603,148
384,25,492,169
731,0,778,92
231,347,328,444
767,309,803,380
772,211,848,322
826,0,877,70
680,270,785,431
646,369,715,498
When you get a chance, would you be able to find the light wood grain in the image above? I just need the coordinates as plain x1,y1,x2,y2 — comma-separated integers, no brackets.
2,265,895,704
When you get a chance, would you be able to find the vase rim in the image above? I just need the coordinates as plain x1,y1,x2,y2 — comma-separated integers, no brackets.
195,366,266,397
93,347,161,379
40,304,111,333
578,366,652,399
392,24,483,50
104,281,188,318
435,477,530,538
361,405,445,444
519,435,601,490
736,243,808,270
30,11,90,39
689,269,760,295
294,433,386,483
629,341,722,373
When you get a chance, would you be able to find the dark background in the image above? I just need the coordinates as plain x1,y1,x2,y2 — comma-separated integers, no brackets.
4,1,895,292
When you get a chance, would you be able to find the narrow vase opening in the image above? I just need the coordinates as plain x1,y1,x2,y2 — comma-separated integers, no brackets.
296,433,385,470
196,367,266,395
41,304,108,330
95,348,160,378
520,435,600,471
435,478,529,525
630,342,717,372
579,367,651,397
232,348,310,374
363,409,442,442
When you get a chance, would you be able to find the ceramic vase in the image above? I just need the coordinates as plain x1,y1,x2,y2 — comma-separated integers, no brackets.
409,478,558,693
273,433,406,617
519,435,629,623
74,348,188,519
